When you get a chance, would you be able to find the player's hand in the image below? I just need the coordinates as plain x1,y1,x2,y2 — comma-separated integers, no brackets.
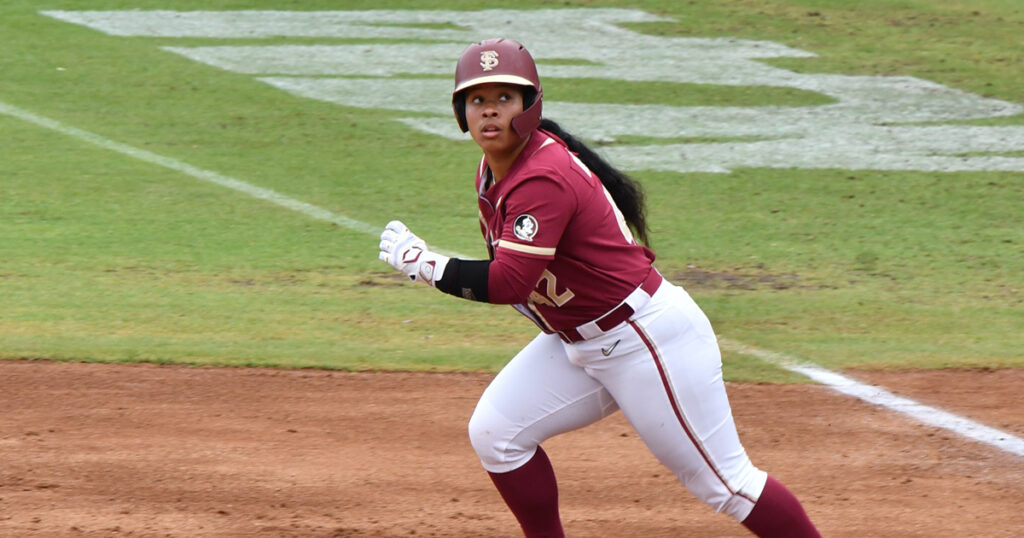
378,220,449,286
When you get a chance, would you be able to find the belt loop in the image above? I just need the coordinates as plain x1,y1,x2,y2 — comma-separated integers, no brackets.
622,269,660,312
575,321,604,340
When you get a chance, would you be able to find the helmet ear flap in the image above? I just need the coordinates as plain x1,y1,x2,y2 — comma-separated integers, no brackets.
511,87,542,137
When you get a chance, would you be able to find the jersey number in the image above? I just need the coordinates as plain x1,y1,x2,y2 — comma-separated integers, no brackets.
528,269,575,308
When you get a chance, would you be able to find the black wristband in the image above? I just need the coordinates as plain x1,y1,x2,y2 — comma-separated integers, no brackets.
435,258,490,302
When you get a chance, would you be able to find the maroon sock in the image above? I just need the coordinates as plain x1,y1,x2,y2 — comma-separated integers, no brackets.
742,475,821,538
487,445,564,538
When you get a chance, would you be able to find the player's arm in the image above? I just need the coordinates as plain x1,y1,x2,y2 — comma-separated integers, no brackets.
483,176,574,303
378,177,573,305
434,249,555,304
377,220,490,300
434,258,490,301
376,222,551,304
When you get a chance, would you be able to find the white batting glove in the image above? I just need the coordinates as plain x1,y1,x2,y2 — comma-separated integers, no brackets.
378,220,449,287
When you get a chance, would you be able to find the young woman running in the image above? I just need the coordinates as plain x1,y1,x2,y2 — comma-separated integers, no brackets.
379,38,820,538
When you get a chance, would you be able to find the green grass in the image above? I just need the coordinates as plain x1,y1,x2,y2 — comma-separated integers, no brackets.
1,0,1022,379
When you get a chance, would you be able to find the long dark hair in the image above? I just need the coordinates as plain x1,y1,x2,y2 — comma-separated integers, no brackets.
539,118,650,245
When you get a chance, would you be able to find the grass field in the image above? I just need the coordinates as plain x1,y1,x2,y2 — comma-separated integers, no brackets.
1,0,1022,380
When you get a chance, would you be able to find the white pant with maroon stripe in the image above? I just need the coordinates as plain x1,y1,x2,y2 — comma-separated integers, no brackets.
468,281,768,521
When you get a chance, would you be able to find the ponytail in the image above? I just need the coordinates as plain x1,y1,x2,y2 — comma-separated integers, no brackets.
539,119,650,245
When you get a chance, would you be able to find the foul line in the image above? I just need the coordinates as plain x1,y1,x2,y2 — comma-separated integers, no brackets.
720,339,1024,457
0,100,378,236
3,99,1020,458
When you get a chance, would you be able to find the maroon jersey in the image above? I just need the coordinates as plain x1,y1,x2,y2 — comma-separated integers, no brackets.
477,130,656,332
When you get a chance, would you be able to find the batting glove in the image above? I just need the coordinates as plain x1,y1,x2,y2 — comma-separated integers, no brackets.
378,220,449,287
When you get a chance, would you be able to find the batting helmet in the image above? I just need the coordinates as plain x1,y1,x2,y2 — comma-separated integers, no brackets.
452,38,543,137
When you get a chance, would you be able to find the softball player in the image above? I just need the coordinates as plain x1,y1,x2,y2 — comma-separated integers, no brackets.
379,38,820,537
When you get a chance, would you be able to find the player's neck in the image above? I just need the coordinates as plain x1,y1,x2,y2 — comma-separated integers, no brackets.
484,134,532,183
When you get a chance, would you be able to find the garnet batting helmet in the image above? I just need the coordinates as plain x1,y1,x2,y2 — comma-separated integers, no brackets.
452,38,543,137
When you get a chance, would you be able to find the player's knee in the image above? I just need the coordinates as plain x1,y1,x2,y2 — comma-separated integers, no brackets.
467,400,533,473
466,405,491,456
467,401,506,468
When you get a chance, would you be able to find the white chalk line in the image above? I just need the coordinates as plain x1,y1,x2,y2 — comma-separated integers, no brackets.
720,339,1024,457
0,100,378,236
2,99,1020,458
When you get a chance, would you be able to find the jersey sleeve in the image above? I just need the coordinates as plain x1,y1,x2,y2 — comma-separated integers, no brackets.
487,175,576,304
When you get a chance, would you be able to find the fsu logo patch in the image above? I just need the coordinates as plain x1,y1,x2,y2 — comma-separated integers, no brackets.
513,214,538,241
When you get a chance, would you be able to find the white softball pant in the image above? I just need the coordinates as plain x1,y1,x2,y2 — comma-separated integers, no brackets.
468,282,768,521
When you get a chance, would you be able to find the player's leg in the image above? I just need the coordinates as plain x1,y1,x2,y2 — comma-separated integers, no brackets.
740,474,820,537
468,331,618,537
567,283,819,536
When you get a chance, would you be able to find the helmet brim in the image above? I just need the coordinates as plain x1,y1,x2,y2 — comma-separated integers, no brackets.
453,74,536,95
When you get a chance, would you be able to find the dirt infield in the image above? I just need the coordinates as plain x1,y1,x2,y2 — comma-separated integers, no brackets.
1,360,1021,537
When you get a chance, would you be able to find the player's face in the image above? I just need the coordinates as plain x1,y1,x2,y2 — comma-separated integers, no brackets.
464,83,527,156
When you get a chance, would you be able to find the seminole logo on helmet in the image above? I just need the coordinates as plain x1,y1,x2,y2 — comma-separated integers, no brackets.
480,50,499,71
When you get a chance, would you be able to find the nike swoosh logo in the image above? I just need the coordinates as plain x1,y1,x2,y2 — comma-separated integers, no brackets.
601,339,621,356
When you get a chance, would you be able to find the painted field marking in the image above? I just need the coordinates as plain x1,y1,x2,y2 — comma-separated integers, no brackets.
2,98,1020,458
720,339,1024,457
41,8,1024,174
0,100,377,236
